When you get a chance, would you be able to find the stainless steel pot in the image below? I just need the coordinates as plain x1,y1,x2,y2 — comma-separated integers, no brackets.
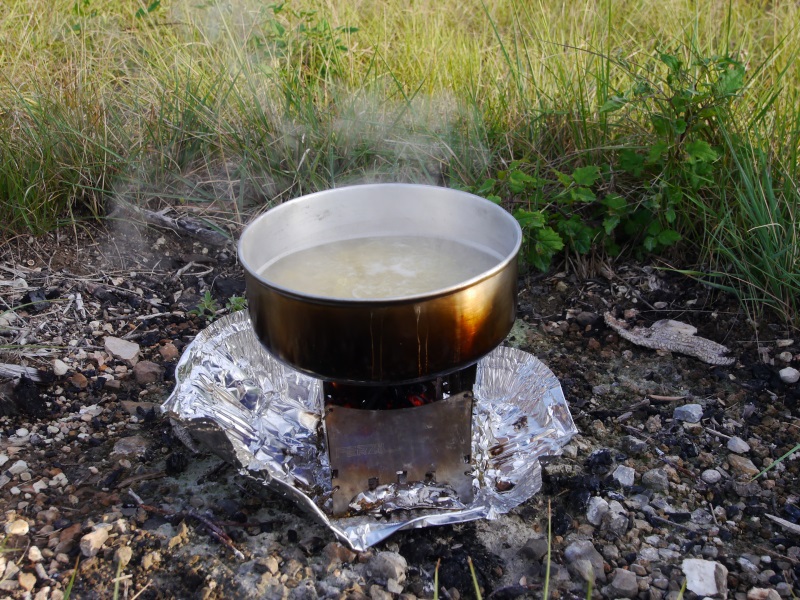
238,183,522,384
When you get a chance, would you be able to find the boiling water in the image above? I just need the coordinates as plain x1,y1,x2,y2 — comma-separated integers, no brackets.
259,235,502,299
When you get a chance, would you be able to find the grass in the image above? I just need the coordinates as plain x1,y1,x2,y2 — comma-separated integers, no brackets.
1,0,799,325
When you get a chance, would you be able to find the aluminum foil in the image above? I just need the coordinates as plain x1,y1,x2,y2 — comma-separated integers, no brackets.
162,311,577,550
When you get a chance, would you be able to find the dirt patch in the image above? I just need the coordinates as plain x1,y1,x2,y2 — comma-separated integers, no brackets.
1,222,798,598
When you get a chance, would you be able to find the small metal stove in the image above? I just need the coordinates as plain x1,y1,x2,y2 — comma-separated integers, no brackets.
323,366,477,516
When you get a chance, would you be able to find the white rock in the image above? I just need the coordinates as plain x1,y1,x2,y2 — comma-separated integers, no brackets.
586,496,610,526
0,454,8,467
727,436,751,454
52,359,69,376
776,339,794,347
8,460,28,475
28,546,43,562
682,558,728,597
80,528,110,558
15,428,29,438
777,351,793,363
779,367,799,384
612,465,636,487
674,404,703,423
32,480,48,493
103,336,140,365
701,469,723,484
5,519,30,536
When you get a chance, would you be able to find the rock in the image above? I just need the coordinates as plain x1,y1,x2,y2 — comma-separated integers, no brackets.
673,403,703,423
133,361,164,385
681,559,728,597
52,359,69,376
69,372,88,389
366,552,407,584
323,542,357,565
642,468,670,492
586,496,610,526
564,540,606,584
79,528,109,558
569,559,596,586
728,454,760,477
747,588,781,600
158,342,180,361
104,336,140,365
612,465,636,487
727,436,751,454
777,351,793,363
576,311,600,327
28,546,43,562
142,551,161,571
168,521,189,549
779,367,799,384
8,460,28,475
691,509,713,525
604,568,638,599
18,572,36,592
701,469,723,484
5,519,29,536
520,537,549,561
290,579,318,600
369,585,393,600
112,435,149,457
621,436,648,456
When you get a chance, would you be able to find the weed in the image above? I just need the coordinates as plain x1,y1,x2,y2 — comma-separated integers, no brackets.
189,290,220,320
225,295,248,313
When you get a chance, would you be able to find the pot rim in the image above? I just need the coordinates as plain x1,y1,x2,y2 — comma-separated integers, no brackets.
238,183,522,305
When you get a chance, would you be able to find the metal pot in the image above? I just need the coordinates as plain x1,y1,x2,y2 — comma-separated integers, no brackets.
238,183,522,384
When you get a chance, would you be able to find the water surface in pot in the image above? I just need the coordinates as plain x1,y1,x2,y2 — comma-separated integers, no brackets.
258,234,502,299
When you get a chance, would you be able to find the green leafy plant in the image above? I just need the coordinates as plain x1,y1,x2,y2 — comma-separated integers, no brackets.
189,290,220,320
225,295,248,313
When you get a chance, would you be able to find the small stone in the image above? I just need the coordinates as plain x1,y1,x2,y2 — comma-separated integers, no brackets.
604,568,638,599
69,372,88,389
79,528,109,558
691,509,713,525
776,339,794,347
747,588,781,600
18,572,36,592
112,435,149,457
168,521,189,549
115,546,133,568
564,540,606,584
369,585,393,600
728,454,760,477
612,465,636,487
673,403,703,423
52,359,69,376
701,469,723,484
133,361,164,385
779,367,799,384
8,460,28,475
104,336,140,365
158,342,180,361
576,311,599,327
620,436,648,456
586,496,609,526
777,351,793,363
642,468,670,492
682,559,728,597
5,519,29,536
727,436,751,454
366,552,407,584
32,480,48,493
141,551,161,571
520,537,549,561
28,546,43,562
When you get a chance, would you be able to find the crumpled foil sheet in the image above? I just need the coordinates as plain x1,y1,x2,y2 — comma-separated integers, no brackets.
161,311,577,551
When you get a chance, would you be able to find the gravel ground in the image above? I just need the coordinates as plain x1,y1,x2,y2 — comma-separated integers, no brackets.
1,221,799,599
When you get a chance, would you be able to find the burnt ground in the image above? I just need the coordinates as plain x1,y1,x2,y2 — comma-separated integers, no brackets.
0,220,798,599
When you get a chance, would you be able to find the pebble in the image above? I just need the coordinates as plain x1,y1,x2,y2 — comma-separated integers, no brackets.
104,336,140,365
133,361,165,385
52,359,69,376
727,436,751,454
604,568,638,598
18,572,36,592
690,509,713,525
701,469,723,484
69,372,88,389
779,367,799,384
80,528,110,558
612,465,636,487
519,537,549,561
642,468,670,492
28,546,43,562
575,311,599,327
564,540,606,584
682,559,728,597
5,519,29,536
728,454,760,477
8,460,28,475
747,588,782,600
158,342,180,361
112,435,149,457
673,403,703,423
366,552,407,584
586,496,609,526
620,436,648,455
777,351,793,363
115,546,133,567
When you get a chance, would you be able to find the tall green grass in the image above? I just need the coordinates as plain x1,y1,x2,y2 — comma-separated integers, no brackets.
1,0,798,324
